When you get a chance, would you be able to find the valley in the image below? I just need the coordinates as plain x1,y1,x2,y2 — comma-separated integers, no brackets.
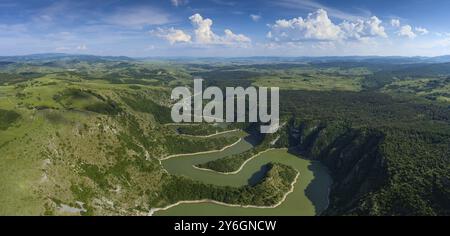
0,54,448,216
156,148,331,216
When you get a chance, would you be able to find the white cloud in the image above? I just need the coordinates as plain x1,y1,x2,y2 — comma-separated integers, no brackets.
391,20,428,38
152,27,191,44
105,7,172,28
151,13,250,47
250,14,261,22
267,9,387,42
189,13,251,46
268,9,342,41
367,16,387,38
339,20,365,40
391,19,400,27
415,27,429,35
223,29,251,44
171,0,188,7
189,13,218,44
398,25,416,39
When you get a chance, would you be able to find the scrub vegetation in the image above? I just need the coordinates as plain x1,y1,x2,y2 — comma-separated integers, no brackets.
0,54,448,215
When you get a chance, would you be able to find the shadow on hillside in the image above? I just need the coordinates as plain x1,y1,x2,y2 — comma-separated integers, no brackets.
305,161,332,215
287,146,333,215
247,164,271,186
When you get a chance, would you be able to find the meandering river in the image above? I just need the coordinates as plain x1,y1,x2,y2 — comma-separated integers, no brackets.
156,132,332,216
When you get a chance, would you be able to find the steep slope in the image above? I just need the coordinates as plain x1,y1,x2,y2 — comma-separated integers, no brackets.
276,118,449,215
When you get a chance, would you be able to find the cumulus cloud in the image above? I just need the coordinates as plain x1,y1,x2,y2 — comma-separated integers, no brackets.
189,13,218,44
339,20,365,40
250,14,261,22
398,25,417,39
152,27,191,44
222,29,251,44
366,16,387,38
267,9,387,42
391,20,428,38
268,9,342,41
391,19,400,27
189,13,251,45
152,13,250,47
415,27,429,35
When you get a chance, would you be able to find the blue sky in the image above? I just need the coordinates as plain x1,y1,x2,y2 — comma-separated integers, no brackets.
1,0,450,57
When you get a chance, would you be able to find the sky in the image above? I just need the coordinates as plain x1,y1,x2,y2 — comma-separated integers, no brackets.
1,0,450,57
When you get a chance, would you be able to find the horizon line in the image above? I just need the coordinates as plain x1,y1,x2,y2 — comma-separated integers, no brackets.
1,52,450,59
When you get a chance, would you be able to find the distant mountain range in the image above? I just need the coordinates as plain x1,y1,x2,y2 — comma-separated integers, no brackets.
0,53,134,62
2,53,450,64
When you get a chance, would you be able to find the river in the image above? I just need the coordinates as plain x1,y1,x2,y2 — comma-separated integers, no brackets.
156,131,332,216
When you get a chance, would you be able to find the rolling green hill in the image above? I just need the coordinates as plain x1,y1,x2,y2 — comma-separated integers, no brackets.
0,56,448,215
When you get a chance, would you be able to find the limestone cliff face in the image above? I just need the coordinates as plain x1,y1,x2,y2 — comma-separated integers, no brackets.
278,119,389,215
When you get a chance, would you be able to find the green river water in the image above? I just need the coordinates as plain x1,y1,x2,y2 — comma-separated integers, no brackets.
156,132,332,216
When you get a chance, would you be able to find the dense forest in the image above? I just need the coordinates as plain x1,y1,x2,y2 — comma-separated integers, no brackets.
274,90,450,215
0,54,449,215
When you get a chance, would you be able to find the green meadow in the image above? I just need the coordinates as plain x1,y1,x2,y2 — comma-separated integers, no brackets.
0,55,448,215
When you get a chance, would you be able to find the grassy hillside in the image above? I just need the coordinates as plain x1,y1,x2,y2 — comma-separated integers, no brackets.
0,69,242,215
0,57,448,215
